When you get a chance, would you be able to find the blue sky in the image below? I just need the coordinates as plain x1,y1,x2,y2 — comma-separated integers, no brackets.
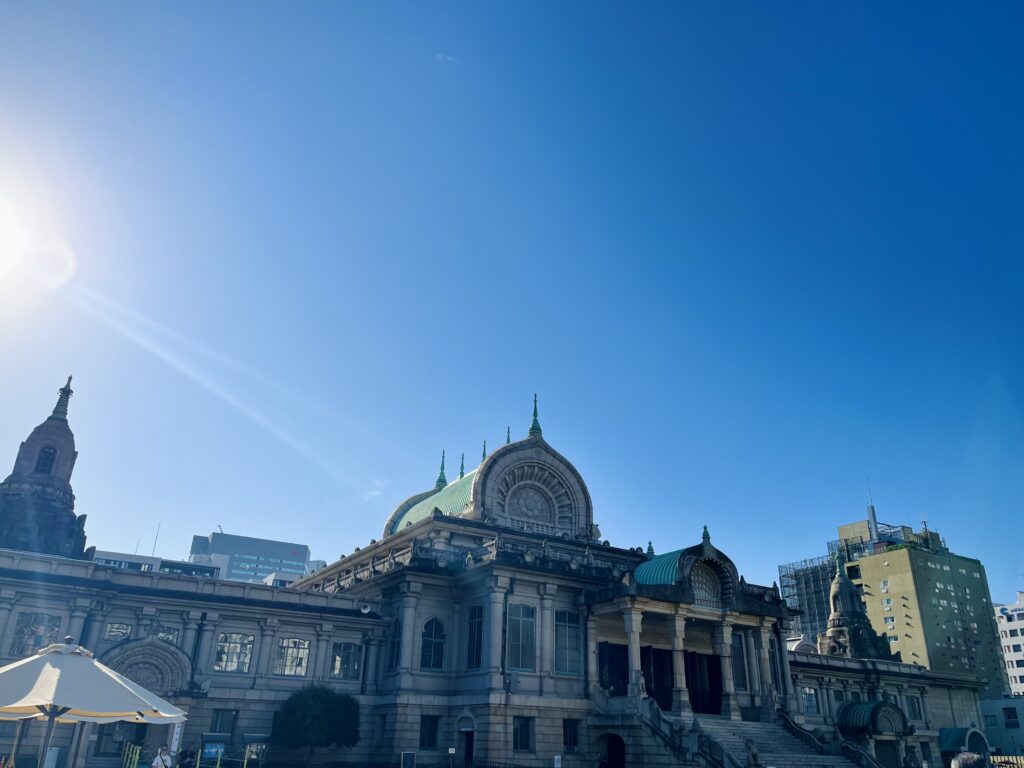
0,3,1021,600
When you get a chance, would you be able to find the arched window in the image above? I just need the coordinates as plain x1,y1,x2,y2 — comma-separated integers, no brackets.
691,563,722,609
387,619,401,670
420,618,445,671
34,446,57,475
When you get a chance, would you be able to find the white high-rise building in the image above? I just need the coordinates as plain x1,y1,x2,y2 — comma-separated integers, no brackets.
996,591,1024,695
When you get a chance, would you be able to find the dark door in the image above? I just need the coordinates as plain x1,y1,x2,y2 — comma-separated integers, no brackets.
874,741,899,768
685,651,723,715
607,735,626,768
640,647,675,712
599,642,629,697
462,731,474,768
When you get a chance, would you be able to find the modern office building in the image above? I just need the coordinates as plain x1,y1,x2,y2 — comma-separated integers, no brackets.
996,592,1024,696
92,549,220,579
188,531,311,583
779,504,1006,698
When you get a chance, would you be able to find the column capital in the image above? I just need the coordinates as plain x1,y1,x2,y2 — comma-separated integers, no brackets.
316,623,334,640
401,581,423,597
259,618,279,634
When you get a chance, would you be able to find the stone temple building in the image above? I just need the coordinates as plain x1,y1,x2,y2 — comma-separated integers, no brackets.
0,383,994,768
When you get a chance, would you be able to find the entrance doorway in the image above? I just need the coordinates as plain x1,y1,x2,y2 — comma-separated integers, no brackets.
598,642,629,697
605,734,626,768
460,730,474,768
684,651,723,715
640,647,674,712
874,740,900,768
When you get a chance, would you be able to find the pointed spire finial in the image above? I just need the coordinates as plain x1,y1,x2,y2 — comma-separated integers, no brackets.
528,393,542,437
647,541,655,557
435,450,448,490
459,453,465,480
506,426,511,445
702,525,711,544
51,376,74,420
482,440,487,462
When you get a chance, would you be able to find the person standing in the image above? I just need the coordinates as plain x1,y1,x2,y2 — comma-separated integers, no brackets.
177,745,197,768
151,746,172,768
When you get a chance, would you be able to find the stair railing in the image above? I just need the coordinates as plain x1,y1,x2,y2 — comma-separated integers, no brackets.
637,697,688,761
841,741,887,768
776,709,827,753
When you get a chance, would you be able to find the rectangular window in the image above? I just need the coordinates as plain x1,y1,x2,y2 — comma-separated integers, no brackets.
1014,644,1022,652
9,612,61,656
213,633,255,673
879,580,889,589
906,696,923,721
331,641,362,679
562,719,580,753
802,687,820,715
1012,629,1020,637
882,597,893,606
731,632,748,691
507,604,536,671
851,691,862,702
834,690,846,703
555,610,582,676
210,709,237,735
1016,660,1024,668
921,742,932,764
273,638,310,676
513,717,533,752
419,715,439,749
467,605,484,670
1004,707,1021,729
104,623,133,641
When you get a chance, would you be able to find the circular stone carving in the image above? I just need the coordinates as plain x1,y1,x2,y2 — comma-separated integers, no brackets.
507,486,553,522
122,661,165,692
102,638,191,695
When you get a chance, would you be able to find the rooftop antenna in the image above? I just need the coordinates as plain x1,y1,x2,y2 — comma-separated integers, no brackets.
866,476,879,541
218,524,224,533
922,511,929,533
134,538,140,555
151,521,161,557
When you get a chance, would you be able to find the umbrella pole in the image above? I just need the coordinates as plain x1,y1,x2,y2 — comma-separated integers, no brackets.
70,722,87,768
9,719,28,768
38,711,57,767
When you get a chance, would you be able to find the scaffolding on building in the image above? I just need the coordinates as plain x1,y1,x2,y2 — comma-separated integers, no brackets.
778,553,836,642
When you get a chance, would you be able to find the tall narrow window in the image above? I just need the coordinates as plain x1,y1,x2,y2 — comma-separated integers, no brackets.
507,604,536,671
731,632,748,691
213,633,254,673
34,446,56,474
513,717,533,751
555,610,582,676
467,605,484,670
420,618,446,671
388,619,401,670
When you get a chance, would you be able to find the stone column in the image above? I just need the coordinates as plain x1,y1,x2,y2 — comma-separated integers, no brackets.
67,601,90,645
714,623,741,719
363,636,380,693
181,612,202,659
255,617,278,677
0,592,16,654
623,605,644,699
449,600,462,675
819,679,831,722
487,577,508,688
83,605,106,651
539,584,556,681
778,624,797,713
313,624,333,680
586,611,599,694
671,612,691,715
398,584,420,679
196,613,220,674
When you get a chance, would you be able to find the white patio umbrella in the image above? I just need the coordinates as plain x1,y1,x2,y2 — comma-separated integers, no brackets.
0,638,186,765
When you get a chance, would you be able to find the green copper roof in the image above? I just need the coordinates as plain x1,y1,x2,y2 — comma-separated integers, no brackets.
389,468,478,534
634,549,683,585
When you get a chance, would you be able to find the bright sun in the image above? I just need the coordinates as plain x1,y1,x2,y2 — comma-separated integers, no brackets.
0,194,77,307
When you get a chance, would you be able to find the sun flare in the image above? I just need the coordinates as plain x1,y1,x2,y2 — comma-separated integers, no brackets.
0,194,77,307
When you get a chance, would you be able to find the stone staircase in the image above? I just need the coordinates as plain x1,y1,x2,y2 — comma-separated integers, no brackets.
694,717,859,768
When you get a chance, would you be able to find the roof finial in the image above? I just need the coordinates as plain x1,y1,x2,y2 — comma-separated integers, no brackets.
506,426,511,445
51,376,74,420
529,393,542,437
647,541,655,557
482,440,487,462
702,525,711,544
435,450,448,490
459,453,465,480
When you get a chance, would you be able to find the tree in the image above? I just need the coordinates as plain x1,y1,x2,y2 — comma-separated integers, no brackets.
271,685,360,767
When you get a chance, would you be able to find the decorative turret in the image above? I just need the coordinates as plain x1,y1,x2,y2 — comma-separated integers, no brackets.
817,551,896,660
459,453,465,480
435,451,447,490
529,394,542,438
0,376,88,559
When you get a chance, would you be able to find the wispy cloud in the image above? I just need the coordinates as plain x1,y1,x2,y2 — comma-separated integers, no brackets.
435,54,462,65
361,478,390,501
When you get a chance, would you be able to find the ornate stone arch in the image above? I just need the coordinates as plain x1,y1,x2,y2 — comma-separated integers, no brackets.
100,636,193,696
470,438,594,540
